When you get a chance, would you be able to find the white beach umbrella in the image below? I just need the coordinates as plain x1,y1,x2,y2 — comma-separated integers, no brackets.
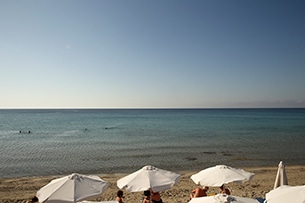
273,161,288,189
189,194,260,203
117,165,180,192
80,201,117,203
191,165,255,187
36,173,108,203
265,185,305,203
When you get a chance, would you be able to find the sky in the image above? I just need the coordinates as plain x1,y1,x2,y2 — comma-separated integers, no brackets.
1,0,305,108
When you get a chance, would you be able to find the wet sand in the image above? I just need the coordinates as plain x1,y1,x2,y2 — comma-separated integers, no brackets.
1,165,305,203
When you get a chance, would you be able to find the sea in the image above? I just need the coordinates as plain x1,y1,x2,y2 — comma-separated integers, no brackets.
0,108,305,179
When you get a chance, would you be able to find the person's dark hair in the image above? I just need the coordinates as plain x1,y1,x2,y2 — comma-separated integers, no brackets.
117,190,124,197
32,196,39,202
144,190,150,196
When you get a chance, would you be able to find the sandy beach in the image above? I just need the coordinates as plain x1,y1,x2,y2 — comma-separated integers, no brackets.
1,165,305,203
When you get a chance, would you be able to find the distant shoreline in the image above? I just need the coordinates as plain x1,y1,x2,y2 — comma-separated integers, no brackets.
1,107,305,110
1,163,305,180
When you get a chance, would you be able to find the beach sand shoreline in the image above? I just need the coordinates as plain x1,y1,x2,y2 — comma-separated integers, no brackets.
1,165,305,203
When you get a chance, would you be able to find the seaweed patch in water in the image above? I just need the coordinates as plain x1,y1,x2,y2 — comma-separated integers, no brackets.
185,157,197,161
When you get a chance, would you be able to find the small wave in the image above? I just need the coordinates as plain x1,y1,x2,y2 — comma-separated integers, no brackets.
0,130,23,138
55,130,81,137
103,125,121,130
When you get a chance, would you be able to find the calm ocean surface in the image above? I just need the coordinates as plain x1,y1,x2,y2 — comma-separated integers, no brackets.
0,108,305,178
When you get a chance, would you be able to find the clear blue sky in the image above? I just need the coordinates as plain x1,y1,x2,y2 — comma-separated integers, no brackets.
1,0,305,108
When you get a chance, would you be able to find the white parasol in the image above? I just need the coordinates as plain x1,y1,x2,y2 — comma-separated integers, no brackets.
191,165,255,187
273,161,288,189
265,185,305,203
117,165,180,192
189,194,260,203
36,173,108,203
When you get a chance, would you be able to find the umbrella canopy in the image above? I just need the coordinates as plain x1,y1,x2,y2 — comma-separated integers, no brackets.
37,173,108,203
80,201,117,203
191,165,255,187
273,161,288,189
117,165,180,192
189,194,260,203
265,185,305,203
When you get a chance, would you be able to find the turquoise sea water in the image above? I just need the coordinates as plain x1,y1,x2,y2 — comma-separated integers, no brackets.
0,108,305,178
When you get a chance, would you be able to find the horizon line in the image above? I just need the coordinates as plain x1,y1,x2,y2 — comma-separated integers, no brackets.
1,107,305,110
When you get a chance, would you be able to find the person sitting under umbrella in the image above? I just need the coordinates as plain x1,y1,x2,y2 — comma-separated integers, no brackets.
116,190,125,203
142,190,152,203
190,186,208,199
151,189,163,203
219,184,231,195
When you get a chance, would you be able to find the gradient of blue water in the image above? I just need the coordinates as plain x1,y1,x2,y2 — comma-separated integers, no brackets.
0,108,305,178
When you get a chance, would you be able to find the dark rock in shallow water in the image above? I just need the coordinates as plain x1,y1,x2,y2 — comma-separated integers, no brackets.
185,157,197,161
203,151,216,154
